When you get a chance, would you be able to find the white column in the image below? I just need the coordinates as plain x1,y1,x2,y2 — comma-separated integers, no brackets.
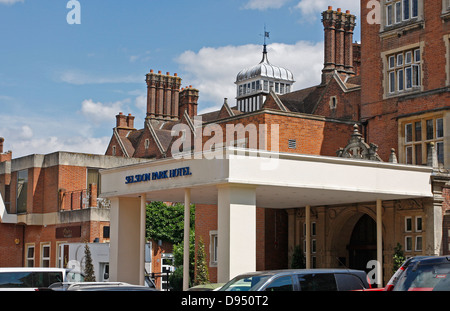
139,194,147,286
217,185,256,283
183,188,191,291
305,205,311,269
109,196,144,285
376,199,383,287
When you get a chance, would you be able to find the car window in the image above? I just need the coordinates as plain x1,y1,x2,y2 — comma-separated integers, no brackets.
0,272,63,288
335,273,365,290
297,273,337,291
264,276,294,292
394,262,450,291
219,275,271,291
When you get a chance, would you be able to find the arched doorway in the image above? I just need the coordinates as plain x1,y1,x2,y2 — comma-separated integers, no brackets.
348,214,377,271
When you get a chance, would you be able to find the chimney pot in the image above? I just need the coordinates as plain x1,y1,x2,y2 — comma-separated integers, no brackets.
337,8,341,12
174,73,178,76
158,70,162,74
328,6,332,10
150,69,154,73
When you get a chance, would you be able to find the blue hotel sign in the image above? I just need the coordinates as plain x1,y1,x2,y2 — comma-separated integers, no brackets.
125,166,192,184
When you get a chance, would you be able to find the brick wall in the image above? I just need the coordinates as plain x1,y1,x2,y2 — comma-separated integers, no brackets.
0,224,24,267
360,0,449,160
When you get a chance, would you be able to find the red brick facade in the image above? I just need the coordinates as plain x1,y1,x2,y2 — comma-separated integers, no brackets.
0,151,144,268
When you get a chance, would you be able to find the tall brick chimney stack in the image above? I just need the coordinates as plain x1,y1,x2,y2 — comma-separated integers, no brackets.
146,70,182,120
179,86,199,119
0,137,12,163
321,7,356,84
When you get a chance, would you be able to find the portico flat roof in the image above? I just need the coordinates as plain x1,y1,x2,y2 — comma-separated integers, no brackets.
100,148,433,208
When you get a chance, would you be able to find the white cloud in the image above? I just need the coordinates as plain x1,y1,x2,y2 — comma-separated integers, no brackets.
129,51,152,63
0,0,23,5
134,94,147,114
80,98,130,123
294,0,360,21
242,0,291,10
0,117,110,158
176,40,324,112
7,136,110,158
59,70,141,85
19,125,33,139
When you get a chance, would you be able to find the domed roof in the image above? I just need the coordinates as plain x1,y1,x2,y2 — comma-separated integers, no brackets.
236,45,295,83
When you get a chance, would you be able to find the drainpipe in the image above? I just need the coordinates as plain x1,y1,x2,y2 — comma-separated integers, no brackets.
183,188,191,291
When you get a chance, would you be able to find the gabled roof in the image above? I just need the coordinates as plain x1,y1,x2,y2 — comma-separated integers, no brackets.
108,71,361,159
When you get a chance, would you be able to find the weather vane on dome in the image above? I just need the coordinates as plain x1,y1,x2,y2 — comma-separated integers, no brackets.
261,24,270,47
259,25,270,64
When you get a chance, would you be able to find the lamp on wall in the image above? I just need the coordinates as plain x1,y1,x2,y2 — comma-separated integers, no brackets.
14,238,20,245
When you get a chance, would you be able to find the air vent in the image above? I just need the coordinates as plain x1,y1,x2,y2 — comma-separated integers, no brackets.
288,139,296,149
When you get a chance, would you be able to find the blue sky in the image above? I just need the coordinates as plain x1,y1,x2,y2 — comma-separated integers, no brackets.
0,0,360,157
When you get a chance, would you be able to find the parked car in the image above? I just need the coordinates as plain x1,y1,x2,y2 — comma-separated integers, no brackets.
385,256,450,291
47,281,159,291
186,283,225,291
0,267,84,291
218,269,372,291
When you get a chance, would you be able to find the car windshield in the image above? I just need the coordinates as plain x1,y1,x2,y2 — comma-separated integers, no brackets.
219,274,272,291
394,262,450,291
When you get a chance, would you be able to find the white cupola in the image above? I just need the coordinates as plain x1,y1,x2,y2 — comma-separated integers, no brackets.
235,43,295,112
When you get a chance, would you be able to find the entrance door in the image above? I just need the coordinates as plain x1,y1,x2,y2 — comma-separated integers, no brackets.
348,214,377,272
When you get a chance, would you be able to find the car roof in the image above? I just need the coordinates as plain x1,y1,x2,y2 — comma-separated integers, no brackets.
407,256,450,265
69,285,158,291
0,267,67,272
232,269,366,278
50,282,131,289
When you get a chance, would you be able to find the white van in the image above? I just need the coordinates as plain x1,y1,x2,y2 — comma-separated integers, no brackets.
0,267,84,291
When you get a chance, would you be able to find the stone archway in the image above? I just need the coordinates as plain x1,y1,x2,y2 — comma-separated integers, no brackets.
348,214,377,271
327,206,379,270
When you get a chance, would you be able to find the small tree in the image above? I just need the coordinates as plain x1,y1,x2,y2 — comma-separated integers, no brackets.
291,245,305,269
170,229,195,290
194,237,209,286
392,242,405,273
83,243,96,282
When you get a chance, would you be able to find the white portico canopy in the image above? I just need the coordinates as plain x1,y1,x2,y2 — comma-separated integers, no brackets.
100,148,433,287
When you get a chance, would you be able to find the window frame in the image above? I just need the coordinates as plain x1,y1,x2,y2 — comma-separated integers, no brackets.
383,0,421,28
401,116,445,166
40,243,51,268
415,235,423,251
405,236,413,252
386,47,422,96
415,216,423,232
25,244,35,267
405,216,412,232
16,169,28,214
209,231,218,267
